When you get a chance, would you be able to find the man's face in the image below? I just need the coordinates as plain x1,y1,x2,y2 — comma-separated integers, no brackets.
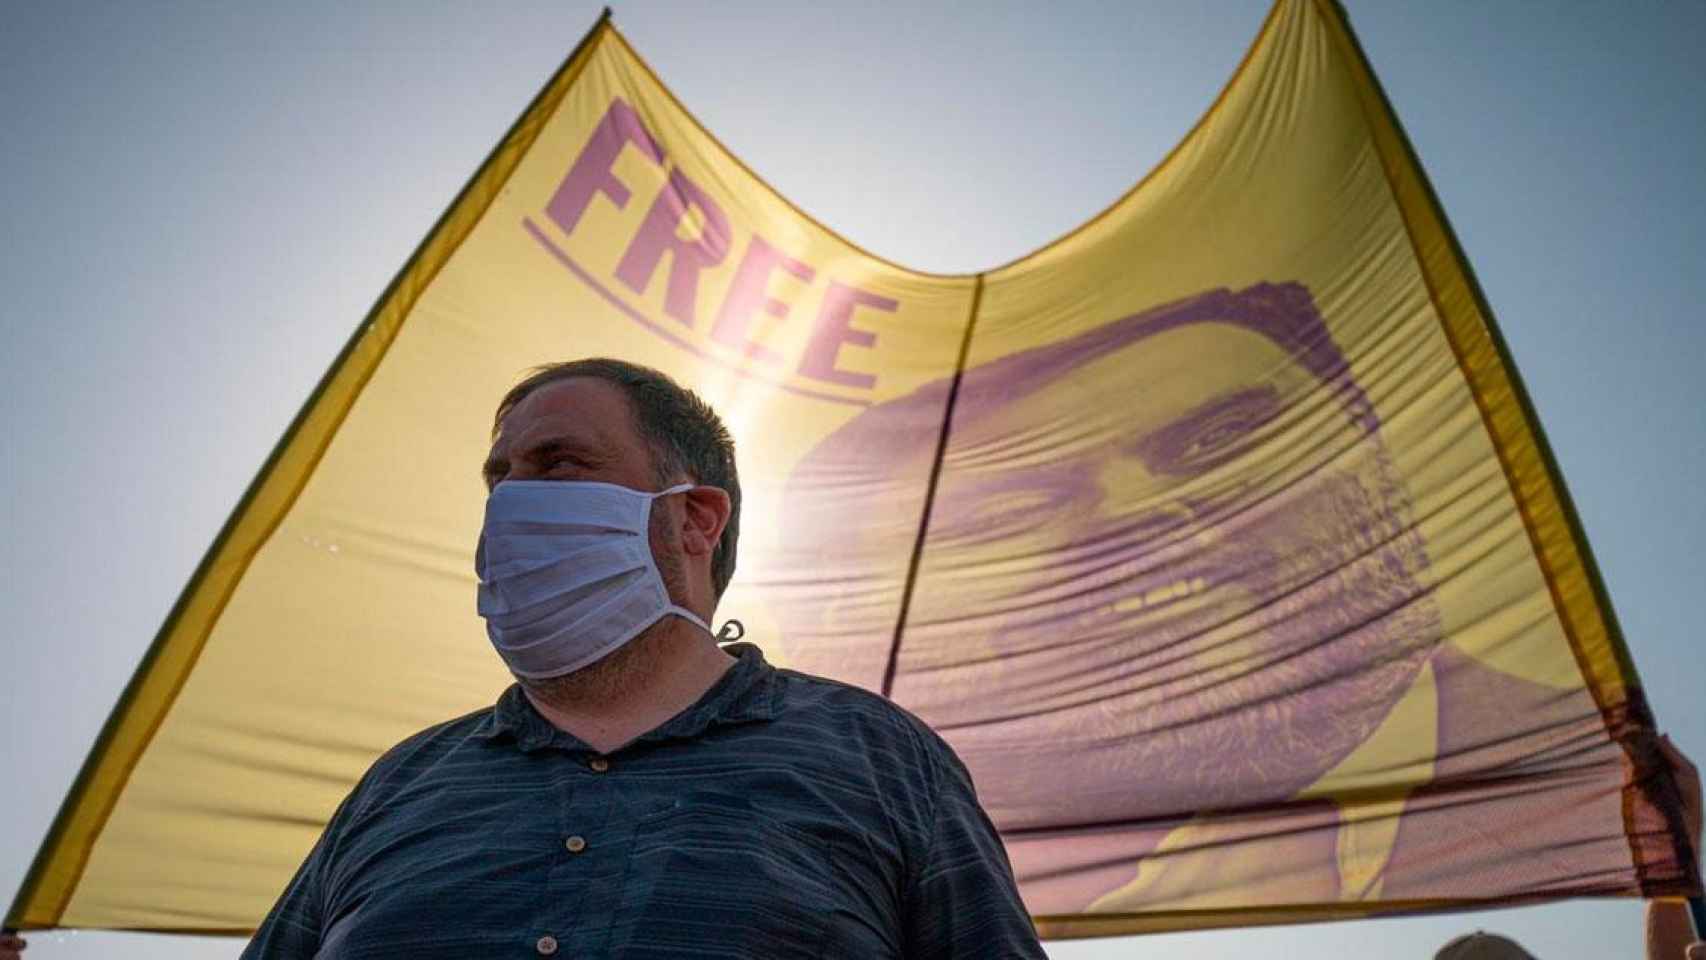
483,377,687,597
776,290,1437,823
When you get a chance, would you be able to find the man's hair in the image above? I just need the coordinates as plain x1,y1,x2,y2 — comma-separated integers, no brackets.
494,358,741,600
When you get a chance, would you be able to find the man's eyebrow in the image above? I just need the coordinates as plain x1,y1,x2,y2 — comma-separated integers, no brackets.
523,436,612,463
482,435,612,480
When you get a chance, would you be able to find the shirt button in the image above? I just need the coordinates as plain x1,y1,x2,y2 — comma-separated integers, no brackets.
535,934,558,955
588,757,610,773
564,835,588,854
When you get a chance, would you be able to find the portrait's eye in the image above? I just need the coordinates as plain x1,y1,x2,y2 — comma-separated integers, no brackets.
1181,412,1257,462
1134,386,1281,477
938,486,1073,545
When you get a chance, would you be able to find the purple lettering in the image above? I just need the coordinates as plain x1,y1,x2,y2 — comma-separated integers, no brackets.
546,98,665,236
613,168,731,327
799,282,895,389
710,235,815,363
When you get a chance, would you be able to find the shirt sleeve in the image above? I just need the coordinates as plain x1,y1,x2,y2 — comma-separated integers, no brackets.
240,784,362,960
900,739,1047,959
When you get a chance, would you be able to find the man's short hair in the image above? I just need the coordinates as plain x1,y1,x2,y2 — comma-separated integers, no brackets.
494,358,741,600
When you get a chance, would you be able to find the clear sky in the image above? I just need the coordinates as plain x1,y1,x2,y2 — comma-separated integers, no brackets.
3,2,1702,958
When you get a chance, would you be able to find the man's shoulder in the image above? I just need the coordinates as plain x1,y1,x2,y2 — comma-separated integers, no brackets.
382,702,496,764
769,663,910,719
766,664,956,763
343,702,501,808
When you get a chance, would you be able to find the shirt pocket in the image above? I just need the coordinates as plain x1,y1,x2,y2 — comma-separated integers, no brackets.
611,791,832,960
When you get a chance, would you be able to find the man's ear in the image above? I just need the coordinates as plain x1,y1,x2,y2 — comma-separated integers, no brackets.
679,485,731,560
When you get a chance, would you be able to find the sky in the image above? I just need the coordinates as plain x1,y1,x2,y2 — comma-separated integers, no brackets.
2,2,1703,958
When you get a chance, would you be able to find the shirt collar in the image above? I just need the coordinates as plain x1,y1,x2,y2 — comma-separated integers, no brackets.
476,642,780,754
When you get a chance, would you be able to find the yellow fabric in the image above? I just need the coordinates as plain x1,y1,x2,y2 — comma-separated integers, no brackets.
12,0,1684,937
1316,1,1635,712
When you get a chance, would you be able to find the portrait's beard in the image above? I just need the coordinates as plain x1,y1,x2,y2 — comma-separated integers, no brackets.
794,443,1438,826
524,507,695,708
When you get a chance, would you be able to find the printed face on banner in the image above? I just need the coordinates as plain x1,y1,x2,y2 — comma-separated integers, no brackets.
774,284,1441,820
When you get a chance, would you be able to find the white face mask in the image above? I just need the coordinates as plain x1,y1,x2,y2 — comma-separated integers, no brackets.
475,480,712,680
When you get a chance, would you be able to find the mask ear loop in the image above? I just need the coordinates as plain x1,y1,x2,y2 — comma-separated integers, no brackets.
715,619,746,644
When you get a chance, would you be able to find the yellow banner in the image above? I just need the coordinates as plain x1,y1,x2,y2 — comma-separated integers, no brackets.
10,0,1698,937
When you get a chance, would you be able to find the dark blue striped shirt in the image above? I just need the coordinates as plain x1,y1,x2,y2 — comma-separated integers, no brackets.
242,643,1045,958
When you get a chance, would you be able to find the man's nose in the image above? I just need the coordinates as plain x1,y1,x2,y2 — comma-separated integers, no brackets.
1120,498,1201,537
1112,496,1233,557
1152,499,1199,522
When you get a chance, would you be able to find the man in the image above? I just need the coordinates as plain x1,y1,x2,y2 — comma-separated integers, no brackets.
230,358,1047,958
1651,738,1706,960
